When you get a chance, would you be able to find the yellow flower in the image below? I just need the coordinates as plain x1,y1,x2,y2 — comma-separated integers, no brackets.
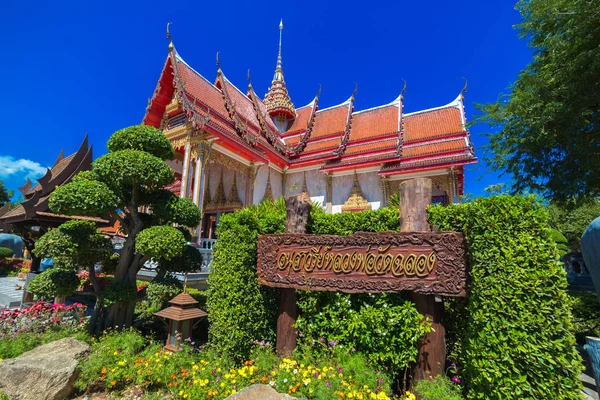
113,351,118,356
117,361,125,366
179,390,183,396
192,365,199,371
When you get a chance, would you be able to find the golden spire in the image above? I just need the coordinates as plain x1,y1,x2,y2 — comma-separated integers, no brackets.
264,19,296,131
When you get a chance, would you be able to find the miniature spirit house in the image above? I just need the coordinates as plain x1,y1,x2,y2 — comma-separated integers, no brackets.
155,292,207,351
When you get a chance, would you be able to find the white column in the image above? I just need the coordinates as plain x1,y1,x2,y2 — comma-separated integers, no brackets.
192,141,211,239
180,141,191,198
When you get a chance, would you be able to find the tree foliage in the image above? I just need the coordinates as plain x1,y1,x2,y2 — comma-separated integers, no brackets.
548,199,600,251
0,179,12,207
475,0,600,201
40,124,201,332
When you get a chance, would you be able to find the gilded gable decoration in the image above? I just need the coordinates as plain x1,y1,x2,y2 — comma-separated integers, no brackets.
341,171,371,212
225,172,243,209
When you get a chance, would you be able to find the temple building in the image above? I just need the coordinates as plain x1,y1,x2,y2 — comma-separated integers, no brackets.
144,22,477,241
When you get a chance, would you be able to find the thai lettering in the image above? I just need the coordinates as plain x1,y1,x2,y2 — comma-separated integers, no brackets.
276,245,436,278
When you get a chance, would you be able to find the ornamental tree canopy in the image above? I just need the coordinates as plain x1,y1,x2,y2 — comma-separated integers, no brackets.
474,0,600,201
41,124,202,331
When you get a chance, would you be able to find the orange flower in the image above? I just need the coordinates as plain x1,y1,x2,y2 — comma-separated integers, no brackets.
111,380,116,386
261,376,268,383
101,368,107,375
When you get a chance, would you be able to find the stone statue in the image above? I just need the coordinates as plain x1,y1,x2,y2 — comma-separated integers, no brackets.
0,233,25,258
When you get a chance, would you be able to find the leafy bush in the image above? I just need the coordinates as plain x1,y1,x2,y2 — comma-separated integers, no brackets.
569,291,600,344
208,198,426,380
28,268,80,298
429,195,582,399
0,247,13,260
137,277,183,317
550,228,570,257
296,291,430,374
413,375,463,400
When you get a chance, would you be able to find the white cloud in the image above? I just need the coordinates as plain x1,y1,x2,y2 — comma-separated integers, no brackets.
0,156,48,181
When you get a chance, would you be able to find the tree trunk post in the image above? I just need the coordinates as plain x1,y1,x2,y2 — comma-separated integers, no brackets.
399,178,446,380
277,193,312,357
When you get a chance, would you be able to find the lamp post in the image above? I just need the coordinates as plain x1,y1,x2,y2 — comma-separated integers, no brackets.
155,290,207,351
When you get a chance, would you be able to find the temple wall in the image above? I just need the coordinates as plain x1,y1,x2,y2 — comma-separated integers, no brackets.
204,164,247,205
331,172,382,214
252,167,282,204
166,159,183,175
284,170,326,207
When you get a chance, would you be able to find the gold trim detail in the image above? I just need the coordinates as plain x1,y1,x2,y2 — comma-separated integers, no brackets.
263,170,274,201
341,171,371,213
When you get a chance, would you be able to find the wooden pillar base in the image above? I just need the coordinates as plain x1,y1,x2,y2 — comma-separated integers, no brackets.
276,288,298,356
412,293,446,380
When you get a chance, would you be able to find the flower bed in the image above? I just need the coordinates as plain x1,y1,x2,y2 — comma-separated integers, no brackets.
0,301,87,339
76,329,400,399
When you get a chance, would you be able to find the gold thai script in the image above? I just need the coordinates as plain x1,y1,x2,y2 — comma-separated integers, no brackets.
276,246,436,278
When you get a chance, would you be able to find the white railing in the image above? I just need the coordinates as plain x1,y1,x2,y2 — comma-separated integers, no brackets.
197,238,216,272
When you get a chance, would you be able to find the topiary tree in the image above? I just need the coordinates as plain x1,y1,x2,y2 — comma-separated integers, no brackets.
0,247,14,260
27,267,81,301
33,220,115,331
550,228,570,257
41,125,201,331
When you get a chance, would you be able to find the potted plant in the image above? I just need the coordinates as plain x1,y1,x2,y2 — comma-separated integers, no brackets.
17,264,30,280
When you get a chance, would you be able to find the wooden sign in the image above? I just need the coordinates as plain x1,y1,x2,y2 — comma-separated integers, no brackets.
257,231,468,297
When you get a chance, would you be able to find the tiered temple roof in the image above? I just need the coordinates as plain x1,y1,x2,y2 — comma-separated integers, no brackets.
143,23,476,185
0,136,109,229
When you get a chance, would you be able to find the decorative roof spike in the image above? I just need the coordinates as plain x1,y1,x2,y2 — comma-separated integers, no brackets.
166,22,174,52
401,79,407,97
460,77,468,98
226,172,243,208
264,19,296,131
341,171,372,212
247,69,252,90
216,51,222,76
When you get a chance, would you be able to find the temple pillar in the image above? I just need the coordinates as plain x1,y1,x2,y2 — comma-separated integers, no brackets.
282,170,287,197
180,139,192,198
324,172,333,213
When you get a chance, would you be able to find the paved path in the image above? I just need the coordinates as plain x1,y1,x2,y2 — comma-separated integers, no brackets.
0,277,23,308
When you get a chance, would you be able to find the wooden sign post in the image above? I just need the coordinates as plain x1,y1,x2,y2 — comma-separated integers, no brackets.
399,178,445,379
276,192,312,356
258,178,468,379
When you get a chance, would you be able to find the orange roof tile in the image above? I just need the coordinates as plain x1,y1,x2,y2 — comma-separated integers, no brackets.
223,78,260,132
311,104,348,139
286,105,314,134
302,137,340,154
402,138,468,158
343,138,397,156
176,59,229,119
351,106,399,141
403,107,463,142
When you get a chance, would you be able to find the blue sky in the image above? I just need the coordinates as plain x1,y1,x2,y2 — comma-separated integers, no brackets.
1,0,530,198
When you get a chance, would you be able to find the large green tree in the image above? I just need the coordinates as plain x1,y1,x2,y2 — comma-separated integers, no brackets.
0,179,13,207
548,199,600,251
475,0,600,201
42,125,201,331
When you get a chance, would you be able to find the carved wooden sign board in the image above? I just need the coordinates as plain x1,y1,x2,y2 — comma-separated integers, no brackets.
257,231,468,297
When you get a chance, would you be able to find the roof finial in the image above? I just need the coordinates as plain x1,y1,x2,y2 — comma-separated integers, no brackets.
460,77,468,97
216,51,222,75
274,19,284,80
317,83,322,97
401,79,407,95
166,22,174,52
247,69,252,87
351,82,358,101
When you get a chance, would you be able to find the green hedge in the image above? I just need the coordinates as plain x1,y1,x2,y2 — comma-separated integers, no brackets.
429,195,582,399
207,200,422,367
0,247,14,260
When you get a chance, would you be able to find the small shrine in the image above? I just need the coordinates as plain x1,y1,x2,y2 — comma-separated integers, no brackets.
341,172,372,212
155,290,207,351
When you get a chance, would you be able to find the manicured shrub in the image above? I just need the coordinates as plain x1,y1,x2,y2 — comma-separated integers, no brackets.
137,276,183,318
0,247,13,260
428,195,582,399
550,228,570,256
27,268,80,299
569,291,600,344
208,198,424,376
